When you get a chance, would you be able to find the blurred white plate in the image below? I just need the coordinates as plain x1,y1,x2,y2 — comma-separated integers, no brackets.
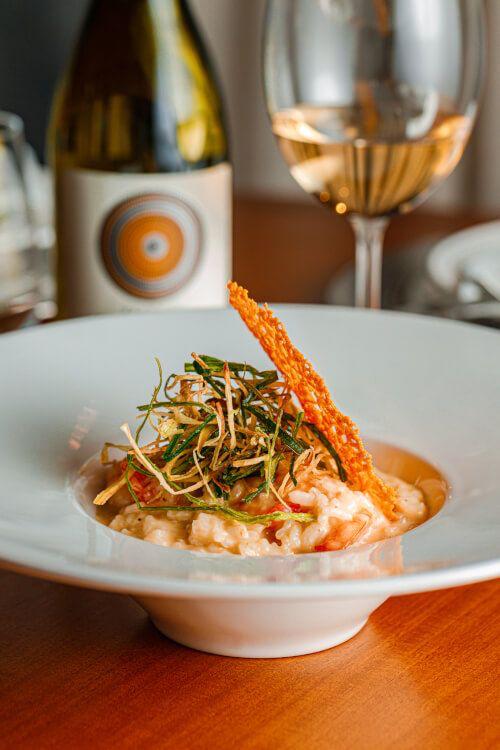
0,308,499,657
427,220,500,301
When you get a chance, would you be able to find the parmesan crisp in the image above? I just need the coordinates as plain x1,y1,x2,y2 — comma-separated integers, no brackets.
228,281,397,519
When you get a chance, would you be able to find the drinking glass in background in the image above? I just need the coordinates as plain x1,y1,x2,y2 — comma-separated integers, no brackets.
263,0,485,308
0,112,54,333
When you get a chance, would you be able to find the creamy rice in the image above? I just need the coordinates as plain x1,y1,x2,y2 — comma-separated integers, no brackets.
104,471,427,556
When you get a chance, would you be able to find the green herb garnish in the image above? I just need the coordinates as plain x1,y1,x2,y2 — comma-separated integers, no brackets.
96,354,347,526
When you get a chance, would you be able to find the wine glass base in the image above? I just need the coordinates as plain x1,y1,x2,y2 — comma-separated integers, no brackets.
325,237,500,329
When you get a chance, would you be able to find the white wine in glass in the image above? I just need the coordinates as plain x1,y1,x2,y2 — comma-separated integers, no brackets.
264,0,485,308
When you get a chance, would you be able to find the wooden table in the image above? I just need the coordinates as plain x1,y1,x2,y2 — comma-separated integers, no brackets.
1,199,499,749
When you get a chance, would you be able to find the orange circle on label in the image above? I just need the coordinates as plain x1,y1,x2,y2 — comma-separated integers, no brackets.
100,193,201,299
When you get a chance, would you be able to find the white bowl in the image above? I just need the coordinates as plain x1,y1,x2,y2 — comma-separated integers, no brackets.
0,308,499,657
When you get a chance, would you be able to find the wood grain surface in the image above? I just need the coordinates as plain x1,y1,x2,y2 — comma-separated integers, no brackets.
1,199,499,749
1,572,499,749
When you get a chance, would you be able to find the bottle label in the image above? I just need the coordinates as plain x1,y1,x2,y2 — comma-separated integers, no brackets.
55,163,232,316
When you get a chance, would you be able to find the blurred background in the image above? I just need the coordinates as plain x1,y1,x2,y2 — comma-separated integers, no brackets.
1,0,498,212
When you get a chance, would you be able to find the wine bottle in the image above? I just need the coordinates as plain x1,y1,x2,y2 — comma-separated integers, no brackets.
48,0,231,318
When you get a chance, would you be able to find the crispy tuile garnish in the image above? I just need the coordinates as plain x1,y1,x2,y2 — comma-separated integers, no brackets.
227,281,398,519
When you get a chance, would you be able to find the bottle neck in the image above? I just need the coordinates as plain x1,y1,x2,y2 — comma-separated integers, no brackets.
84,0,190,25
81,0,192,58
88,0,188,11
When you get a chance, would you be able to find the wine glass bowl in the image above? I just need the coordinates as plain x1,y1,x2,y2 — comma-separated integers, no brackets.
263,0,485,307
0,112,40,332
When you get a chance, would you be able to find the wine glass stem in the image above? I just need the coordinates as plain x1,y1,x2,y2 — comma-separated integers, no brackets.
349,215,389,309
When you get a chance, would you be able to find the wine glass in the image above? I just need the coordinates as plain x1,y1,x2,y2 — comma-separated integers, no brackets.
0,112,41,332
263,0,485,308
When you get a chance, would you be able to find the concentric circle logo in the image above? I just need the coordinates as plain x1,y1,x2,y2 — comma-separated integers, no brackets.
100,193,201,298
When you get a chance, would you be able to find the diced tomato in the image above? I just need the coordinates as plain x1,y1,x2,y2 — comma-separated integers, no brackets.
314,543,330,553
266,500,304,536
131,471,147,487
269,501,304,515
129,471,159,504
267,520,281,531
315,539,342,552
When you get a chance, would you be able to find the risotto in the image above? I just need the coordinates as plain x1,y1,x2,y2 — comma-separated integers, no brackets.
93,282,429,556
104,470,426,556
